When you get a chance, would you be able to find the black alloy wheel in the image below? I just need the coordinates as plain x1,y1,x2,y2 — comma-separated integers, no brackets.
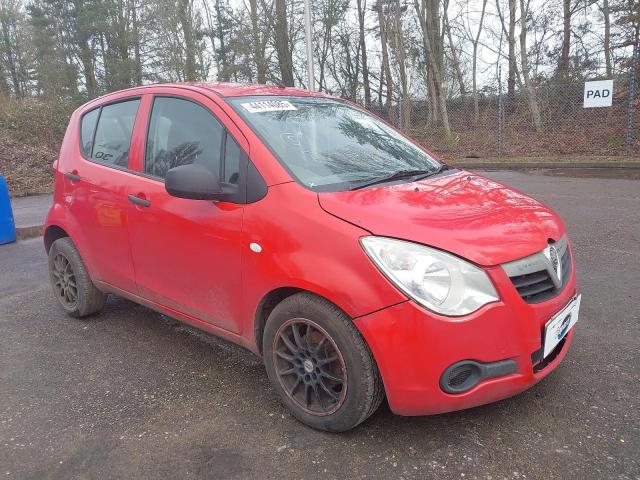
273,318,347,416
263,292,384,432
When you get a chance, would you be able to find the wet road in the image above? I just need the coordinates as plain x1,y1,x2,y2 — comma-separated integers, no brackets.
1,169,639,479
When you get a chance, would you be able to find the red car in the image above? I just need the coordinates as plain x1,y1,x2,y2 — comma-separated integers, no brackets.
44,83,580,431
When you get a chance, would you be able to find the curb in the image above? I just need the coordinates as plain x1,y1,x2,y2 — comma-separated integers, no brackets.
16,225,43,241
451,162,640,170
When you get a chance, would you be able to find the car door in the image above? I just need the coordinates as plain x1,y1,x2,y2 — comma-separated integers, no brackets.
62,97,143,293
126,92,247,333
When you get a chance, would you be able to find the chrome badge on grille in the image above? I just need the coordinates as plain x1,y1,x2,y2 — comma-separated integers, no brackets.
543,244,563,287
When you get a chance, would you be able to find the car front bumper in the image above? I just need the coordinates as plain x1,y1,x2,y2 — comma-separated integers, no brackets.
353,263,578,416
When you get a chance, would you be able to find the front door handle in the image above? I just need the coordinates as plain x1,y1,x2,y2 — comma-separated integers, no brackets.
65,172,81,182
128,194,151,207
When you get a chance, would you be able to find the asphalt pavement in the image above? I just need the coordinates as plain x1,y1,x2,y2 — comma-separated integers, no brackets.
1,170,638,479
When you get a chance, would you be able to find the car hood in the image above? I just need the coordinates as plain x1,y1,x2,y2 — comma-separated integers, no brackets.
318,170,565,266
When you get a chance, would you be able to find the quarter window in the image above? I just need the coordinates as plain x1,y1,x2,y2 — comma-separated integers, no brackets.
80,108,99,157
91,100,140,167
145,97,224,179
223,134,241,184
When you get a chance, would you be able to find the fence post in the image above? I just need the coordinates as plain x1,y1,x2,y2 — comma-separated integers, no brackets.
625,41,638,156
497,64,503,159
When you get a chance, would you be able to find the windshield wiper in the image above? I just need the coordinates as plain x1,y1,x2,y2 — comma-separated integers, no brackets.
350,164,451,190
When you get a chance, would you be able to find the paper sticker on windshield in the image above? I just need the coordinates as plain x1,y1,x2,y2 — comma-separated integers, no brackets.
241,100,297,113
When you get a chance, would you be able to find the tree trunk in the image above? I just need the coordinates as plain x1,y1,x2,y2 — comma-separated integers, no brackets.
249,0,266,83
72,0,97,97
427,70,437,126
378,63,384,107
414,0,451,137
0,13,22,97
78,37,97,97
178,0,197,81
214,0,230,81
392,0,410,128
472,0,488,123
519,0,542,132
274,0,294,86
376,0,394,117
557,0,571,78
507,0,517,101
444,11,466,96
131,0,142,85
603,0,612,77
0,56,9,96
356,0,371,108
317,9,332,93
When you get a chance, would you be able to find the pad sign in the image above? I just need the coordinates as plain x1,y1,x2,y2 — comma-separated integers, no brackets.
241,100,297,113
583,80,613,108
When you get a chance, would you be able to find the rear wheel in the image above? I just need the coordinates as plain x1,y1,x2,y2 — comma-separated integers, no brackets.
48,237,106,318
263,292,384,432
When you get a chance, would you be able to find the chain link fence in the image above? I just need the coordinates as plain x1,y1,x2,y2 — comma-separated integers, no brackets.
374,58,639,162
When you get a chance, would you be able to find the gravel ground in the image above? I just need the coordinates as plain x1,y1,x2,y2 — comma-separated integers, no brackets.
1,169,638,479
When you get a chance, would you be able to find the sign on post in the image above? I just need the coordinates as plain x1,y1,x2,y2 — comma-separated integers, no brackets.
583,80,613,108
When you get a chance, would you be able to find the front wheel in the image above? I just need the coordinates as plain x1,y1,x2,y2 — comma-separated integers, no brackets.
263,292,384,432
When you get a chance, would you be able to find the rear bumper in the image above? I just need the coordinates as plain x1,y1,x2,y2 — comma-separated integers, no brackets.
353,264,577,416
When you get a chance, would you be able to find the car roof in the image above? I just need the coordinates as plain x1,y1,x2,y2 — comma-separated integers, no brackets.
77,82,337,114
186,82,332,98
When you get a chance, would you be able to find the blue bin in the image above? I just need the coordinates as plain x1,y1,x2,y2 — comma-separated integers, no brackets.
0,176,16,244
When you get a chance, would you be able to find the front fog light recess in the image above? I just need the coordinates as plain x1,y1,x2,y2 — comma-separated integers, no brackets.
360,236,498,316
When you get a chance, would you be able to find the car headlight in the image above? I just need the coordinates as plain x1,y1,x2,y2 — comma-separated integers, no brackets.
360,236,499,316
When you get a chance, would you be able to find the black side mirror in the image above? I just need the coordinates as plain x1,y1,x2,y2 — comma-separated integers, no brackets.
165,164,223,200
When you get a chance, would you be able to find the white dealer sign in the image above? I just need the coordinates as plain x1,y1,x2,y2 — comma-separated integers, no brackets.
583,80,613,108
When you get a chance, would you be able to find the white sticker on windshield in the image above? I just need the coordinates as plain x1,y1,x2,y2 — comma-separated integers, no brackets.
241,100,297,113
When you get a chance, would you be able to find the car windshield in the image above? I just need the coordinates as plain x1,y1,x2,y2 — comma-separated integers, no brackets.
229,96,440,191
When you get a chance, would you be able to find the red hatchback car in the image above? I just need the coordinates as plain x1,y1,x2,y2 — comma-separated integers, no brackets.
45,83,580,431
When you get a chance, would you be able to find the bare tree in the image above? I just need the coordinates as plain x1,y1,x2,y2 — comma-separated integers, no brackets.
472,0,488,122
414,0,452,137
274,0,294,85
443,6,466,96
0,1,25,97
601,0,612,77
375,0,394,115
177,0,197,81
519,0,543,131
390,0,410,128
131,0,142,85
508,0,518,100
248,0,269,83
356,0,371,107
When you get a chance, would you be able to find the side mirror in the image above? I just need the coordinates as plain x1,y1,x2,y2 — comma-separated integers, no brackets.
165,164,223,200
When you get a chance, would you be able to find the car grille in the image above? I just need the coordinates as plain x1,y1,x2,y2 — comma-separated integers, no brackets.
502,236,572,304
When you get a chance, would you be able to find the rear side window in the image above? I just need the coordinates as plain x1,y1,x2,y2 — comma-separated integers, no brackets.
80,108,99,157
145,97,224,179
90,99,140,167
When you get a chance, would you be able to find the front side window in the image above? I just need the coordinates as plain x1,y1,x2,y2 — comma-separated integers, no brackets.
229,96,440,191
145,97,224,179
91,99,140,167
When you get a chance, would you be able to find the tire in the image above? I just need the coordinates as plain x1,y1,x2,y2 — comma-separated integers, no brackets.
48,237,106,318
263,292,384,432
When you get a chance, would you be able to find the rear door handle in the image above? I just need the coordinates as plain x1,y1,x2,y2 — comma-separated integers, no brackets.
128,194,151,207
65,172,81,182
